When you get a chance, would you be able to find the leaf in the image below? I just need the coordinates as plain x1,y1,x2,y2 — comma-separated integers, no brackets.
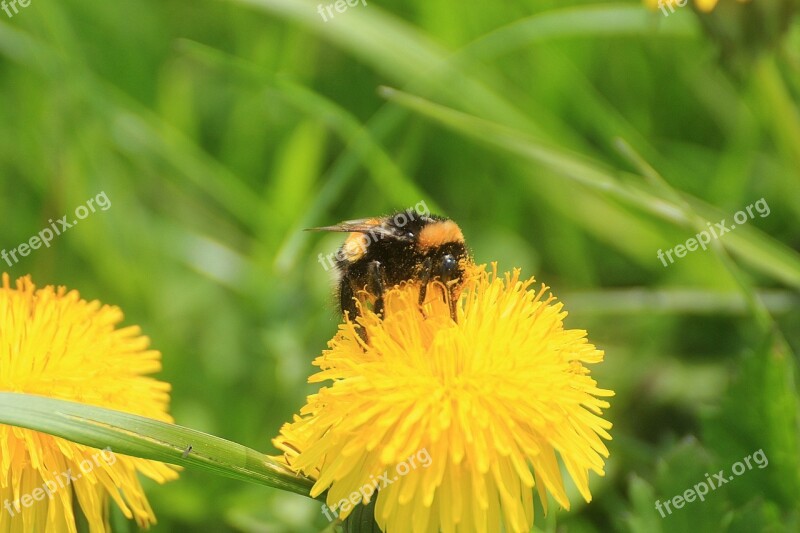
0,392,316,498
702,336,800,508
625,474,663,533
377,86,800,292
457,4,697,63
650,438,731,532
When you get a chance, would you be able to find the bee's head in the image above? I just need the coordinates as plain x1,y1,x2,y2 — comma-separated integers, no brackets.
414,217,471,284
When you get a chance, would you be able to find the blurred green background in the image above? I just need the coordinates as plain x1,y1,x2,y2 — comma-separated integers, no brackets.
2,0,800,531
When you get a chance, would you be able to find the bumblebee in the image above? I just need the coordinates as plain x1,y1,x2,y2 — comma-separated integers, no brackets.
311,209,472,322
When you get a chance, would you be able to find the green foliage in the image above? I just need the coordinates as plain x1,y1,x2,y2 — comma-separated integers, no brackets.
0,393,315,496
1,0,799,531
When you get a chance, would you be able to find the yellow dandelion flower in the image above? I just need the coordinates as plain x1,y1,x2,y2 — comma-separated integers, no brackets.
697,0,720,10
0,274,178,532
274,265,613,533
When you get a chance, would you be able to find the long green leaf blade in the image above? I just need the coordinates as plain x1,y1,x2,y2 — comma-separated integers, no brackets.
0,393,315,498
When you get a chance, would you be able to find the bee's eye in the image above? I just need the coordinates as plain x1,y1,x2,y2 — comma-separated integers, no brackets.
441,254,458,277
405,231,415,239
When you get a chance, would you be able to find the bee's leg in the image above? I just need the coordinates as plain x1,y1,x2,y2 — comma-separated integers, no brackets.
341,278,371,345
447,290,458,323
418,257,433,307
438,258,458,323
367,261,386,317
339,278,359,322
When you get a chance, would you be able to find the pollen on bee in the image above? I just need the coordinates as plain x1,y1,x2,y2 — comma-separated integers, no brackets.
417,220,464,249
342,232,370,261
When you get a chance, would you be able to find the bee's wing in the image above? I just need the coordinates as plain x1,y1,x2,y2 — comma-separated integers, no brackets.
306,218,399,238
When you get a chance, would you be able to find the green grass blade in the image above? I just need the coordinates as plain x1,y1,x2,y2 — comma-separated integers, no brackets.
457,4,697,63
379,86,800,291
226,0,541,135
0,392,315,498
